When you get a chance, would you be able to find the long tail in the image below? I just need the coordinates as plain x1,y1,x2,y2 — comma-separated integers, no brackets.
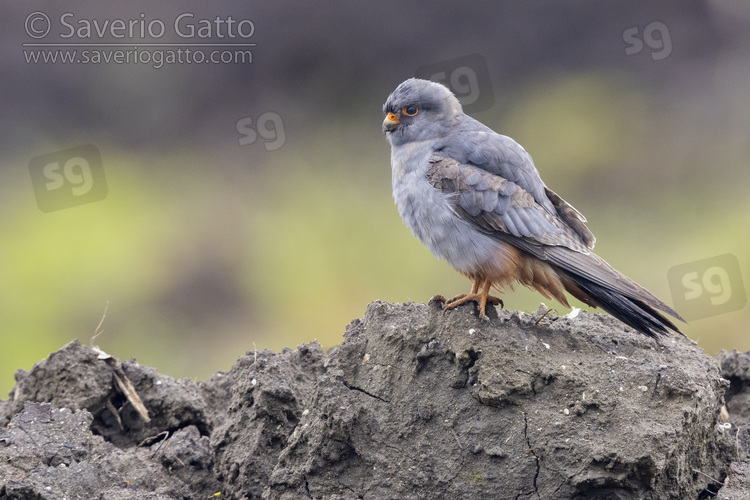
560,270,682,338
491,233,685,338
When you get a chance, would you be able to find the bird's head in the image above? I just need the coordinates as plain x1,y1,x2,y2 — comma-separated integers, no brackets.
382,78,463,146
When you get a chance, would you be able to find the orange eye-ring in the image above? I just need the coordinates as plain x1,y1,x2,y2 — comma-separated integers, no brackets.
402,105,418,116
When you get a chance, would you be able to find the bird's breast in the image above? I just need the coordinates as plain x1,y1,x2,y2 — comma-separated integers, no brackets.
392,160,507,277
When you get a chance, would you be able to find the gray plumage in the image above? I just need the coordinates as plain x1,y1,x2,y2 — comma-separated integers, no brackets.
383,78,683,337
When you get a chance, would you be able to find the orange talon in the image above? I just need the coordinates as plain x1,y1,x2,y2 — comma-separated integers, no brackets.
429,294,448,305
443,279,502,320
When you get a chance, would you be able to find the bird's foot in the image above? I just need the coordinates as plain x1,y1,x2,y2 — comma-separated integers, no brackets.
443,293,503,321
444,294,503,308
429,294,448,305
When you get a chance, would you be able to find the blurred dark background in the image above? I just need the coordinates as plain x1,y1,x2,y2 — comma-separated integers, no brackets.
2,1,748,395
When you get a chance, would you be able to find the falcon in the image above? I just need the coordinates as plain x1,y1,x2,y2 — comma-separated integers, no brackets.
382,78,683,337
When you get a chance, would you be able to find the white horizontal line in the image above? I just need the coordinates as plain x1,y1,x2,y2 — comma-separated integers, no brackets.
22,43,256,47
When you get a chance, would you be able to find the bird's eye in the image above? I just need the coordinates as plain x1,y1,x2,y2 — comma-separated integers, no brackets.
403,105,418,116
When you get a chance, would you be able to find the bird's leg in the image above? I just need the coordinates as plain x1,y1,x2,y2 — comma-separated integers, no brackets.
476,279,494,320
443,279,503,320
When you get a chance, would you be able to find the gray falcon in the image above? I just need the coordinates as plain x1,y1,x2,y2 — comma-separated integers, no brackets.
382,78,684,337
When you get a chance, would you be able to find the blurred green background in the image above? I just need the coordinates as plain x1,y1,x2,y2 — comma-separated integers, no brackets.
2,1,749,396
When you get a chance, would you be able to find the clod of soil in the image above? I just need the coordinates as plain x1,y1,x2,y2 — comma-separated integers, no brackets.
1,301,746,499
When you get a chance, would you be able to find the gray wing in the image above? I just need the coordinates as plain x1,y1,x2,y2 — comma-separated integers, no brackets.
426,153,680,317
439,116,557,213
426,152,592,253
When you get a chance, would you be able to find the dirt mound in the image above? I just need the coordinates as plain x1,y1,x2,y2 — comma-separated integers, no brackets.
1,301,745,499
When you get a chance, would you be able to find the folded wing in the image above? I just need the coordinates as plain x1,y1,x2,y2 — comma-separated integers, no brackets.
426,152,684,336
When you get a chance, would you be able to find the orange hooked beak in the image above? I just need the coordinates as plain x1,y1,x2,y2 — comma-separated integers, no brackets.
382,112,400,133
